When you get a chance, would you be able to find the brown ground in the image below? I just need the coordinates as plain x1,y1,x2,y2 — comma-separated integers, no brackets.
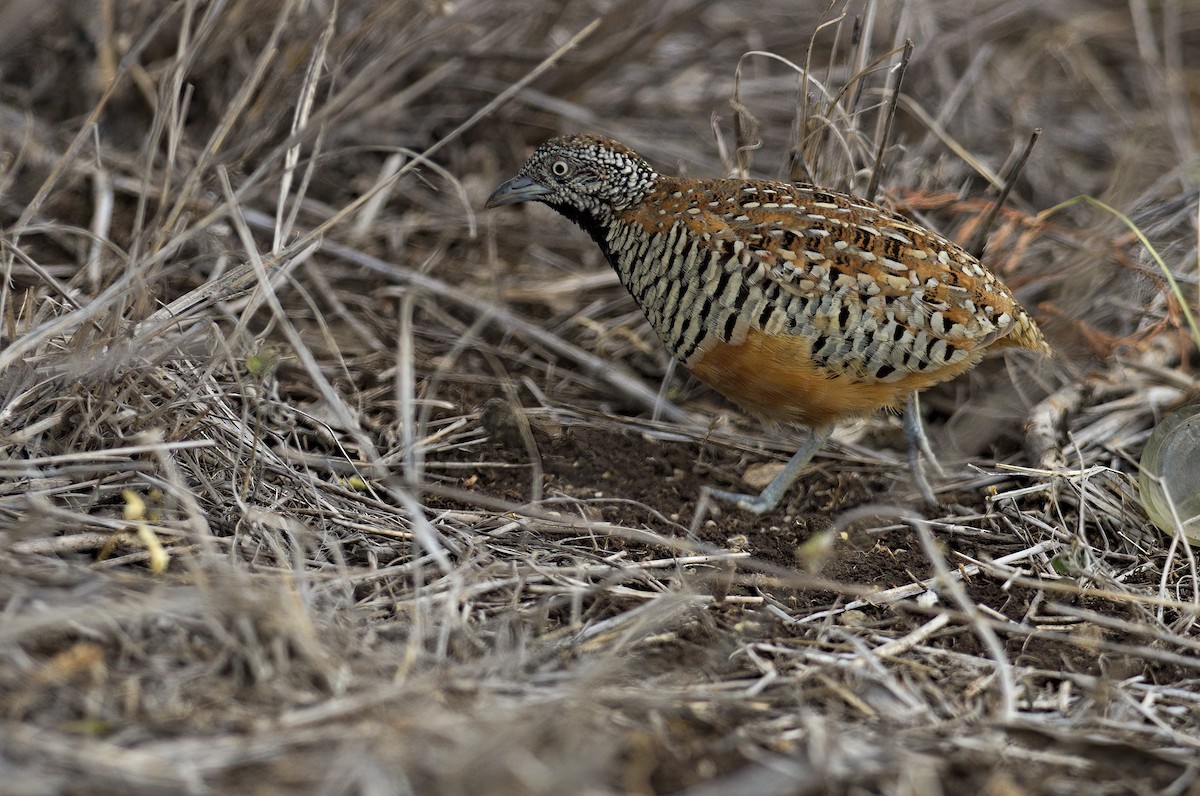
2,1,1199,794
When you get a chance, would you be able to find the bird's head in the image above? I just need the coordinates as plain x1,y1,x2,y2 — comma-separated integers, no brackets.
486,135,659,214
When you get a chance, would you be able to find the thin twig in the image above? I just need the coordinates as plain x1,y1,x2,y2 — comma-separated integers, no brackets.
967,128,1041,258
865,38,911,202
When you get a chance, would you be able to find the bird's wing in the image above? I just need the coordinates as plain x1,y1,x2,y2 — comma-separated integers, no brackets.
676,178,1040,380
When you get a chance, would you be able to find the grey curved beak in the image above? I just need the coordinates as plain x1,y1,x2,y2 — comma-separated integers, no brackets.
485,175,551,208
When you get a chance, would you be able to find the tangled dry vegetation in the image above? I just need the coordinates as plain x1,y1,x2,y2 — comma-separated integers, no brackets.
2,1,1199,794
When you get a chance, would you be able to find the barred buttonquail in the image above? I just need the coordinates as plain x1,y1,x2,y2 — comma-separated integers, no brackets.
487,135,1049,513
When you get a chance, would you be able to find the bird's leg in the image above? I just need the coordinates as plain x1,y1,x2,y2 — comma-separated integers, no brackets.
904,392,943,506
706,426,834,514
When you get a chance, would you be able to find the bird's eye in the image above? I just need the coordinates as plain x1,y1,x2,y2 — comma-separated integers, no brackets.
550,160,570,177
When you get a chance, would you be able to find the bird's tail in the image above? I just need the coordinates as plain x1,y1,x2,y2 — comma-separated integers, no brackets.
999,305,1052,356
